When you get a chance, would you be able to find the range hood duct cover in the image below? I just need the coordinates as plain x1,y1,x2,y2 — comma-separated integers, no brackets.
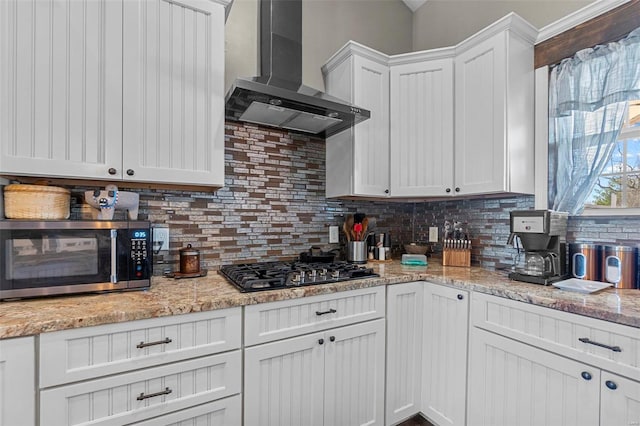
224,0,370,138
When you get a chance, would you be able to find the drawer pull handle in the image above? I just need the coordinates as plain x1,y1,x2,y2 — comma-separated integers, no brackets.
137,387,172,401
578,337,622,352
136,337,172,349
316,308,337,316
581,371,592,381
605,380,618,390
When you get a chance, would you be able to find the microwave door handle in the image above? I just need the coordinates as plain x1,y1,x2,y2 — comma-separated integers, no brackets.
110,229,118,283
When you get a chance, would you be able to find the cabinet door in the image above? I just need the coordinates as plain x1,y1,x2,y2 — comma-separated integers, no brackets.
122,0,225,186
454,32,506,196
422,285,469,426
244,332,325,426
390,58,454,197
386,282,423,425
600,373,640,426
352,55,390,197
0,0,123,180
467,328,600,426
324,319,385,426
0,337,35,426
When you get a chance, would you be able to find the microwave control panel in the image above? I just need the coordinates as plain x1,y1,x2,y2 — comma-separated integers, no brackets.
130,229,151,280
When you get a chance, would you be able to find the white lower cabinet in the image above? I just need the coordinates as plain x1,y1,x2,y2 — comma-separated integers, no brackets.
244,319,386,426
421,284,469,426
0,336,35,426
39,308,242,426
468,293,640,426
467,328,600,426
386,282,424,425
600,372,640,426
131,395,242,426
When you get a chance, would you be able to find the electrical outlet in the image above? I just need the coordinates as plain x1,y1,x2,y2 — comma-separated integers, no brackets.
329,226,340,243
428,226,439,242
153,227,170,252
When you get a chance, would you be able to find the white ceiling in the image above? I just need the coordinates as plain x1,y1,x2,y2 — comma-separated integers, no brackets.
402,0,428,12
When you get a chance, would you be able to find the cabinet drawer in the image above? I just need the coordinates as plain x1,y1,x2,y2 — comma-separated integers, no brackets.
130,394,241,426
40,350,241,426
245,286,385,346
40,308,241,387
471,293,640,380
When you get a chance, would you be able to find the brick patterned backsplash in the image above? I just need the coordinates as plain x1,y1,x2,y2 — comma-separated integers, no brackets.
56,121,640,274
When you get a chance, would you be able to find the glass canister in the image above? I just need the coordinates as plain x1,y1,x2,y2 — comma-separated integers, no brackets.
568,243,602,281
179,244,201,274
601,245,638,289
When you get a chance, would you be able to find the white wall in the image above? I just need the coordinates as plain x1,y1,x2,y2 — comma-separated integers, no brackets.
224,0,413,92
412,0,592,50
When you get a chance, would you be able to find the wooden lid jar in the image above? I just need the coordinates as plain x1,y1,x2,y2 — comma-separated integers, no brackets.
179,244,201,274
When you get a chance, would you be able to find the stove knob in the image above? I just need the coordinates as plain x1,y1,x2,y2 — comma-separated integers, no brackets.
310,269,317,280
319,268,327,276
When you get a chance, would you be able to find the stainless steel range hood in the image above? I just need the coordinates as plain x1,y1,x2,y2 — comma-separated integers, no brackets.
225,0,370,138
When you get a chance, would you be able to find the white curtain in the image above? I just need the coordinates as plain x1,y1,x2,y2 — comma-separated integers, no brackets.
548,27,640,215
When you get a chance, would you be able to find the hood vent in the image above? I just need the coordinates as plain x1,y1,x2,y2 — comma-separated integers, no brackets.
224,0,370,138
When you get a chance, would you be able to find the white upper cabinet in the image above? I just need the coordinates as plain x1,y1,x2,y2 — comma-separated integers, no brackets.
454,13,537,196
0,0,229,187
323,42,390,198
323,13,537,200
122,0,226,185
390,51,454,197
0,0,123,180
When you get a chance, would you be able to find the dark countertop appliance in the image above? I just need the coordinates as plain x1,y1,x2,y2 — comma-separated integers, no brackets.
507,210,568,285
219,260,378,292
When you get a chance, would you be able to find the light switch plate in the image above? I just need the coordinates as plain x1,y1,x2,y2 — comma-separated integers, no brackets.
153,227,170,252
428,227,439,242
329,226,340,243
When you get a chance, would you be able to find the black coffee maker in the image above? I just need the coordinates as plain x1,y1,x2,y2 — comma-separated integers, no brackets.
507,210,568,285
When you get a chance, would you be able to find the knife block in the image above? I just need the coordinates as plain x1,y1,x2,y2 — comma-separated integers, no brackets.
442,248,471,267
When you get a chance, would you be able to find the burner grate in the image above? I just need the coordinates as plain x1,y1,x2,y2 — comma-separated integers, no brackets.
219,261,379,292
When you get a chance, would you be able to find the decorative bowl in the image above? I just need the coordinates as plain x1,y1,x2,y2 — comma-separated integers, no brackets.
404,243,430,255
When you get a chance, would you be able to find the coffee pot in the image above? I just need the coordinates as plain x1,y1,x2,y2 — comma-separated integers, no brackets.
508,210,568,285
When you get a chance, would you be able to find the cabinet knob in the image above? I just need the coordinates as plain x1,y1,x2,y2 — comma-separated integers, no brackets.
445,188,451,193
605,380,618,390
457,294,464,300
329,336,335,342
455,187,460,193
126,169,135,176
108,168,117,175
581,371,592,381
318,338,324,345
384,189,390,194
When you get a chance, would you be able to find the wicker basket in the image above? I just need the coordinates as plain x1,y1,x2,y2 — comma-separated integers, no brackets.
4,184,70,219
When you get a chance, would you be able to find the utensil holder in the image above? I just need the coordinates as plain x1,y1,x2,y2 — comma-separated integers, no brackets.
442,248,471,267
347,241,367,264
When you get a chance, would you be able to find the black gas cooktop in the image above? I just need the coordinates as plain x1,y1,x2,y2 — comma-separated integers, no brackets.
219,261,379,292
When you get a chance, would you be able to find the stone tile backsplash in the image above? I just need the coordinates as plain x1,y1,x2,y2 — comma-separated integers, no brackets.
57,121,640,273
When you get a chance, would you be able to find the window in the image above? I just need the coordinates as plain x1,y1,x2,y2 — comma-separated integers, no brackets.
584,100,640,210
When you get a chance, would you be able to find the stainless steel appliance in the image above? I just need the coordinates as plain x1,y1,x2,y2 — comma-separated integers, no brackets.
601,245,638,289
0,220,151,300
219,261,378,292
225,0,370,137
569,243,602,281
508,210,568,285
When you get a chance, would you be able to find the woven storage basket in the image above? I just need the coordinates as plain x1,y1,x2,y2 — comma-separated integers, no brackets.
4,184,70,219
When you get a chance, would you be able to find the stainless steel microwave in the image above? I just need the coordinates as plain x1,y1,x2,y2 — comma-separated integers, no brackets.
0,220,151,300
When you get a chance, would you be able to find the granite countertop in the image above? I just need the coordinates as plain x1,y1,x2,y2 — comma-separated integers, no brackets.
1,261,639,339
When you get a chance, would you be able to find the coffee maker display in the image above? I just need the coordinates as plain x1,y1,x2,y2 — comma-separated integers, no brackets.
507,210,568,285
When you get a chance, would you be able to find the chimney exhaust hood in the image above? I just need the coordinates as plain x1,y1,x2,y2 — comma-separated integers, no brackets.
224,0,370,138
